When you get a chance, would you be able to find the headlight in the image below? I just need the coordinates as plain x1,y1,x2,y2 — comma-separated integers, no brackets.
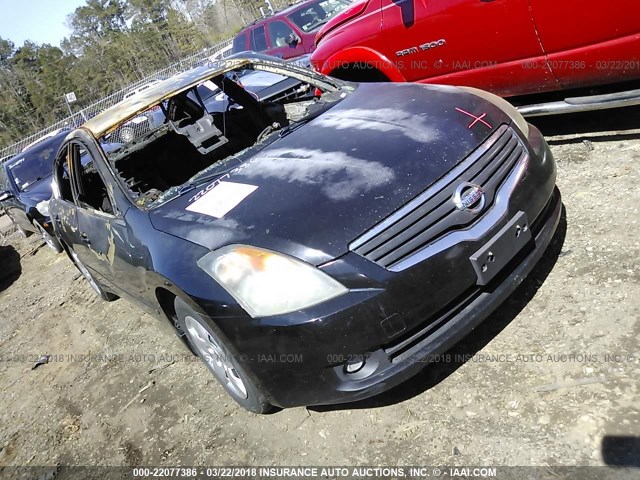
198,245,348,317
36,200,50,217
459,86,529,137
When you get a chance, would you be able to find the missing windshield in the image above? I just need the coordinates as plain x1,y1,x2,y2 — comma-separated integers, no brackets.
99,62,352,209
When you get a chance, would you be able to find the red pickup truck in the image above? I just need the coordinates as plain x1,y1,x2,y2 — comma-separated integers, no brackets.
310,0,640,114
232,0,351,60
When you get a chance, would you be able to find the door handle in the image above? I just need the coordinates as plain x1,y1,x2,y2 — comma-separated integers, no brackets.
80,232,91,244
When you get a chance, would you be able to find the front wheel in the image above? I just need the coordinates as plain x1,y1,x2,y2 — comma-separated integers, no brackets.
174,297,272,413
68,248,118,301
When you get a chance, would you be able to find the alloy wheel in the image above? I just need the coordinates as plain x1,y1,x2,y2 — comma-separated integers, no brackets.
184,315,248,399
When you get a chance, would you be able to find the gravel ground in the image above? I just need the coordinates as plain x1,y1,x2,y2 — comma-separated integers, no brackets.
0,110,638,477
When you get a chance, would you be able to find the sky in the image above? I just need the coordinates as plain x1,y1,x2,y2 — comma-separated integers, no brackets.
0,0,88,47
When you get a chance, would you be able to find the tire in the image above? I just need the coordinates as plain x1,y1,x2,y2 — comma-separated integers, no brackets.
174,297,272,414
119,127,135,143
330,64,390,83
34,221,62,253
68,248,118,301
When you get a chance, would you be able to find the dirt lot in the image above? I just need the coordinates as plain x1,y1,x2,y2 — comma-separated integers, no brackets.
0,110,639,475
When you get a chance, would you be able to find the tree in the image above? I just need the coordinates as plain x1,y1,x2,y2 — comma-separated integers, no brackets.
0,0,264,153
0,37,15,62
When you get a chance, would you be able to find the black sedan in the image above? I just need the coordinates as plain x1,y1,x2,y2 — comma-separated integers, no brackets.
49,56,561,413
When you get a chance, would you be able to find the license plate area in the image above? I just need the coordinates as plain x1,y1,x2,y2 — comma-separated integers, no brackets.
470,211,532,286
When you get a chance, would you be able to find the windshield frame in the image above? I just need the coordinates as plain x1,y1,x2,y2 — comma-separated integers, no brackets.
84,57,346,140
97,60,355,211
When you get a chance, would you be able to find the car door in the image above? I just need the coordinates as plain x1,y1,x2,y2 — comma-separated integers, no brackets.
380,0,558,96
61,141,122,294
528,0,640,87
266,19,307,59
250,25,270,54
50,144,83,252
66,140,160,311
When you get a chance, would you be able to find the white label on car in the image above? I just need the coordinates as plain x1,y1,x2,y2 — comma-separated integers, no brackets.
186,181,257,218
202,80,218,91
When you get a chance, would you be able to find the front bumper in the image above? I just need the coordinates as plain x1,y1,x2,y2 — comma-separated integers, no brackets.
206,124,561,408
323,187,561,405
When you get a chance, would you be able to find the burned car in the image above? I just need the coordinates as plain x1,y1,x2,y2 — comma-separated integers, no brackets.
105,66,310,146
49,56,561,412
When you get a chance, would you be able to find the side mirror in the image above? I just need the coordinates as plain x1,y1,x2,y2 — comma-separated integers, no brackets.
0,190,13,202
285,33,301,47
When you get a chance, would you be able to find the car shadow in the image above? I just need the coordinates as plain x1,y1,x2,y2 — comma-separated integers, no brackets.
602,435,640,467
0,244,22,293
544,131,640,147
310,206,568,412
529,104,640,140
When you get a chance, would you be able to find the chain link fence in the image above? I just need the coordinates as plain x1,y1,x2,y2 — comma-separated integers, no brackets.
0,37,234,163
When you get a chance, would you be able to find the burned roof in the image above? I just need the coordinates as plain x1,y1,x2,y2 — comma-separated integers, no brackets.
81,59,250,138
80,55,341,139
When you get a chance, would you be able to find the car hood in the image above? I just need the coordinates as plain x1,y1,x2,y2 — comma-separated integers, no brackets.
150,82,513,265
19,176,53,207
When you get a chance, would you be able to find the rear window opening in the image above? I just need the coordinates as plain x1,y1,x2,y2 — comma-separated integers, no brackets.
99,63,351,209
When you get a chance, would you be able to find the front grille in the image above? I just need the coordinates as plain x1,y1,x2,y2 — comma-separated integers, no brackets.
349,125,526,270
382,188,559,363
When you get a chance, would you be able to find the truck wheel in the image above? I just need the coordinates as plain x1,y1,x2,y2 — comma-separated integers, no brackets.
174,297,272,414
330,64,390,83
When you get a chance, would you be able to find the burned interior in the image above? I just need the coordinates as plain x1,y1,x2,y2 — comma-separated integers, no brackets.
99,63,348,208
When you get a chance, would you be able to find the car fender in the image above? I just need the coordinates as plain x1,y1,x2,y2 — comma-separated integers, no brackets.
5,202,36,233
319,46,406,82
149,264,274,397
